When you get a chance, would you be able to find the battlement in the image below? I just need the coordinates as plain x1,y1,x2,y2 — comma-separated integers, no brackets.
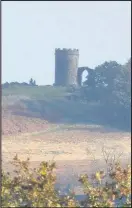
55,48,79,55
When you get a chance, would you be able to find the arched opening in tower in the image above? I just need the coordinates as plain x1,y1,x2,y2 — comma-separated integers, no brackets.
77,67,95,87
77,67,90,86
82,70,89,86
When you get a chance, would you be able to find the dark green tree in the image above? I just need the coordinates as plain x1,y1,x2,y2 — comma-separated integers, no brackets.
82,61,123,102
29,78,33,85
80,60,131,129
33,80,36,86
29,78,36,86
112,58,131,109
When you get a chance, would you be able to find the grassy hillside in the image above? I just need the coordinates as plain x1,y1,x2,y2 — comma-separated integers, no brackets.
2,85,68,99
2,85,130,131
2,85,92,122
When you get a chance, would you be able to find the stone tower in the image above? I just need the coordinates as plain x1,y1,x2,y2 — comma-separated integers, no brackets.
55,48,79,86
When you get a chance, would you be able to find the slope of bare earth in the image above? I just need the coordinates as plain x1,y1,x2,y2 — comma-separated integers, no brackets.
2,110,54,136
2,95,55,136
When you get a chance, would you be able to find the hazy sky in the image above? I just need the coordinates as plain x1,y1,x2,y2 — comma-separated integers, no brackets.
2,1,131,85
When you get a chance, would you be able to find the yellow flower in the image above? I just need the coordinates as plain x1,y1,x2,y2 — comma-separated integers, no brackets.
56,204,61,207
95,172,101,183
40,169,47,176
33,191,38,197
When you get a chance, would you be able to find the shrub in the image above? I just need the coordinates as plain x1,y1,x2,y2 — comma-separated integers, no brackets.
2,155,131,207
79,162,131,207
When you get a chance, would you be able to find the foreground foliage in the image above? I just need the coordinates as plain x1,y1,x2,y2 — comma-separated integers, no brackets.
2,155,131,207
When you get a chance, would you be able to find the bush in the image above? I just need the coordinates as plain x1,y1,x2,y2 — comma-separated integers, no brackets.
2,155,131,207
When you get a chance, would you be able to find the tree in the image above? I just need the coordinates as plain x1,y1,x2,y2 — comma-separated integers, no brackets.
29,78,33,85
124,58,131,73
108,58,131,109
33,80,36,86
82,61,123,103
79,60,131,129
94,61,123,90
29,78,36,86
101,60,131,128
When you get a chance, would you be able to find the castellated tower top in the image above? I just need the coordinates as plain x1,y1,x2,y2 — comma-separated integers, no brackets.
55,48,79,55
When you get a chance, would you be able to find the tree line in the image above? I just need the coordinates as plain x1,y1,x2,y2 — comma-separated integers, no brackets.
2,78,37,88
69,58,131,130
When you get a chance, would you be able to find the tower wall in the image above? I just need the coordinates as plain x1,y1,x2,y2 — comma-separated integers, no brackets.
55,48,79,86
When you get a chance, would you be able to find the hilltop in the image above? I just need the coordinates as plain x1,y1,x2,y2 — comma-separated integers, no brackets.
2,85,66,136
2,85,91,136
2,78,130,136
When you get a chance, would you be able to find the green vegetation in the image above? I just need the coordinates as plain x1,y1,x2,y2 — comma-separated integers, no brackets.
78,59,131,129
2,155,131,207
29,78,37,86
2,85,67,99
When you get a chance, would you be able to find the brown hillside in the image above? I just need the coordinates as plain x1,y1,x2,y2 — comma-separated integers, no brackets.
2,100,51,136
2,111,50,136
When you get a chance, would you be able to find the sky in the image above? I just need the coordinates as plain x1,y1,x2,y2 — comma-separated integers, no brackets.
2,1,131,85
